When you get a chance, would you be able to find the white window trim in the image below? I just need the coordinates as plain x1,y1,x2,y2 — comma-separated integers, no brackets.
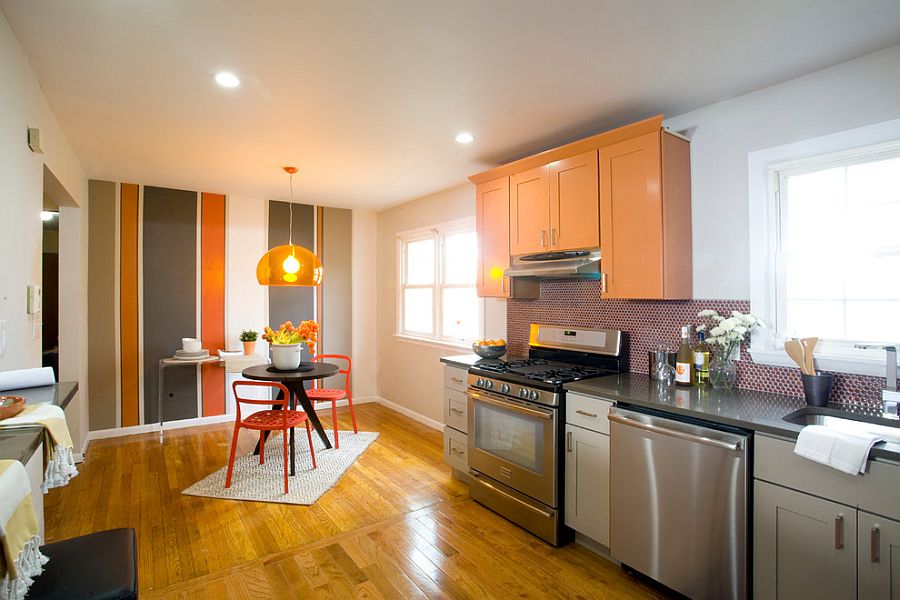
396,217,482,348
748,117,900,378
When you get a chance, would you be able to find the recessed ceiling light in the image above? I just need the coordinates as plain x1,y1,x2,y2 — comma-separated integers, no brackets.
215,72,240,88
455,132,474,144
40,211,57,221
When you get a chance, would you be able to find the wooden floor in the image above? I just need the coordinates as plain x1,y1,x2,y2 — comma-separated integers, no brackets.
45,403,668,599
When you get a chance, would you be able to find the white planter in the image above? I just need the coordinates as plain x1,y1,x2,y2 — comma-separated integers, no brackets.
271,343,302,370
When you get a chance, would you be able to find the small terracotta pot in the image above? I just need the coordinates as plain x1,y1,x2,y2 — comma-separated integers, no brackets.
242,341,256,356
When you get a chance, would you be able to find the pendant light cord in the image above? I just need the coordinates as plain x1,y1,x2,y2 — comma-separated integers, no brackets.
288,172,294,247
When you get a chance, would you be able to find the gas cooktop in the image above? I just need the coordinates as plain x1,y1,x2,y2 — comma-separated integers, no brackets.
472,358,613,386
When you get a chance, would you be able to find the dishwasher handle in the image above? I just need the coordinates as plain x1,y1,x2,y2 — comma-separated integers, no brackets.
608,411,744,452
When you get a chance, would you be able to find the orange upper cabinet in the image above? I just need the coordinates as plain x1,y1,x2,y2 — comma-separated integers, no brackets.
549,150,599,251
599,130,692,299
476,177,510,298
509,165,550,255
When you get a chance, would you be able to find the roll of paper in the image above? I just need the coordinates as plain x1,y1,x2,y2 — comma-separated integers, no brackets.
0,367,55,392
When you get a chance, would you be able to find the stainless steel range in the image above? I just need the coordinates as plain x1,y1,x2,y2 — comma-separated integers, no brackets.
466,324,626,546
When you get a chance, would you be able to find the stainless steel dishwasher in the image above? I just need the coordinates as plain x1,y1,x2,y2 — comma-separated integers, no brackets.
609,406,749,600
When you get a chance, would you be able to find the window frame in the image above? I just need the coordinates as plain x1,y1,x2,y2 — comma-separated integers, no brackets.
748,117,900,377
396,217,482,348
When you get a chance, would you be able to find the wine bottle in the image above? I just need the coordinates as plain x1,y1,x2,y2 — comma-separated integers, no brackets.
693,331,711,386
675,326,694,386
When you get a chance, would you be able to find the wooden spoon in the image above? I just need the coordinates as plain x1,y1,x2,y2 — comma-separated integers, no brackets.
800,337,818,375
785,339,809,375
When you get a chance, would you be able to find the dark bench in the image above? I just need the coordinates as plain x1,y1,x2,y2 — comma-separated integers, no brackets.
28,528,137,599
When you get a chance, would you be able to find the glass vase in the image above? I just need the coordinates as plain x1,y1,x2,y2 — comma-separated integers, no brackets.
710,349,737,389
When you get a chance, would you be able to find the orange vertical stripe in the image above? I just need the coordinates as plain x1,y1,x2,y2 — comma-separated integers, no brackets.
119,183,140,427
201,193,226,417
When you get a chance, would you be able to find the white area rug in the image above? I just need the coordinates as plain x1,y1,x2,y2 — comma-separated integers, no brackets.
182,430,378,505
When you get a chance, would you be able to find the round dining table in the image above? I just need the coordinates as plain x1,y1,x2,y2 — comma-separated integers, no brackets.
241,361,339,476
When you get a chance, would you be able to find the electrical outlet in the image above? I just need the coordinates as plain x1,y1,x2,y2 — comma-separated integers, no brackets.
27,285,42,314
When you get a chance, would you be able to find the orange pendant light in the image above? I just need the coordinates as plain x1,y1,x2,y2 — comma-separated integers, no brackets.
256,167,324,286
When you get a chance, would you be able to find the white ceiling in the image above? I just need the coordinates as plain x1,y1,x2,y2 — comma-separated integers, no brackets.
4,0,900,210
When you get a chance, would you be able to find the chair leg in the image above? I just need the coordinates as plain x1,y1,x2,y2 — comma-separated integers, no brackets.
332,402,339,448
305,421,317,470
347,397,358,434
259,431,265,464
282,429,289,494
225,423,241,489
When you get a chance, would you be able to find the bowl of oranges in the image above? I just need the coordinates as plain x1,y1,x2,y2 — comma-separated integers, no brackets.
472,338,507,359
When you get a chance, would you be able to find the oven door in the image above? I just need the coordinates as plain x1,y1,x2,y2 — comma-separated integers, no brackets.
467,388,558,507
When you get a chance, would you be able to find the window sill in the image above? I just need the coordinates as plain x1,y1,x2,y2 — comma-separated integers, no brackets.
749,348,898,379
393,334,472,353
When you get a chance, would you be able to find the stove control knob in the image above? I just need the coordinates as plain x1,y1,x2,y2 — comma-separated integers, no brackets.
485,380,493,389
500,383,510,394
519,388,528,399
476,378,484,387
529,390,539,401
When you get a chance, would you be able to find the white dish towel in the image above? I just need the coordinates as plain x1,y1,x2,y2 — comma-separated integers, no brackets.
794,425,882,475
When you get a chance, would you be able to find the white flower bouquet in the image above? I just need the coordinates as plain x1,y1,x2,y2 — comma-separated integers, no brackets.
696,309,764,388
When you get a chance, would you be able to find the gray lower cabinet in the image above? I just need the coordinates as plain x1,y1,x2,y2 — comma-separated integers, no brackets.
754,480,857,600
443,365,469,473
859,511,900,599
564,423,610,546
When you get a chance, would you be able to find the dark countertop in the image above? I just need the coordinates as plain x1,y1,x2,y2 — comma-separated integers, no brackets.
440,354,514,369
4,381,78,410
0,427,43,464
565,372,900,461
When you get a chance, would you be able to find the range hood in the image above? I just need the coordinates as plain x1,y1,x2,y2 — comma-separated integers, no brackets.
505,249,601,279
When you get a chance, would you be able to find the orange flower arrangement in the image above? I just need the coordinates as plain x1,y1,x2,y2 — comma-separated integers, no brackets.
262,320,318,353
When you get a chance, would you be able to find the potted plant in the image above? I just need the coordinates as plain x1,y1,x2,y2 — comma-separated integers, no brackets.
239,329,258,355
695,309,763,389
262,320,318,370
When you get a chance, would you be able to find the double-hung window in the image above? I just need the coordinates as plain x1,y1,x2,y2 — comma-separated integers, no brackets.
397,218,481,345
751,126,900,371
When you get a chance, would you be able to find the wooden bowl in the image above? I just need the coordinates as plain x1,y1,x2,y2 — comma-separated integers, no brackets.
0,396,25,420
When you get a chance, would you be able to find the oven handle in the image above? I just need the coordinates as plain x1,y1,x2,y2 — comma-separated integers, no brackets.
467,390,553,420
608,412,743,452
470,473,553,519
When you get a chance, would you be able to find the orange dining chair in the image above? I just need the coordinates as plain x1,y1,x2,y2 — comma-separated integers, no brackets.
307,354,356,448
225,380,316,494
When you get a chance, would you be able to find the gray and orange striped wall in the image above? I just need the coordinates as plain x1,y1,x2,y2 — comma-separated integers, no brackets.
87,181,352,433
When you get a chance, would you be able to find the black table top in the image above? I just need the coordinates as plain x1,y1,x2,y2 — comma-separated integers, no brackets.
242,362,338,382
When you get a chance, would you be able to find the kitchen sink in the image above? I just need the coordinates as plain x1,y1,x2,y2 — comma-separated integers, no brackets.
783,407,900,444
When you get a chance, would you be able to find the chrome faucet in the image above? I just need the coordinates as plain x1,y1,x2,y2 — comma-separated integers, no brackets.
856,344,899,418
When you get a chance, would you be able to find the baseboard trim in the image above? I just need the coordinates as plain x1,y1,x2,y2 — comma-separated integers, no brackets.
374,396,444,431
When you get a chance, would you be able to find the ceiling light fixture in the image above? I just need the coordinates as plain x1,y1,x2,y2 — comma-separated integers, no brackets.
40,211,57,221
214,72,241,88
255,167,324,286
455,132,474,144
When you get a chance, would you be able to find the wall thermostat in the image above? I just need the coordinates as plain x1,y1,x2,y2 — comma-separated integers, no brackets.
27,284,42,314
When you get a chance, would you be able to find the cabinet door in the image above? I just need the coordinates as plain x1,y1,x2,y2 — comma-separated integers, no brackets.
754,480,857,600
599,131,664,298
564,424,610,546
549,150,599,251
476,177,510,298
859,510,900,599
510,165,550,255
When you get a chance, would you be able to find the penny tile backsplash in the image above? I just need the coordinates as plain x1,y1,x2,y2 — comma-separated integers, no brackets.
507,279,887,409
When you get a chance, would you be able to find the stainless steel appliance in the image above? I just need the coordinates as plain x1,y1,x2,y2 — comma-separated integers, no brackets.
609,406,749,600
466,324,626,546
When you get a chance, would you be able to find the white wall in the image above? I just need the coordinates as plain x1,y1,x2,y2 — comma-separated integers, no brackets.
0,12,89,451
666,43,900,299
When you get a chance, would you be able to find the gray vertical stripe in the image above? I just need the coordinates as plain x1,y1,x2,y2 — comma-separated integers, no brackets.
87,180,117,430
143,186,198,422
267,200,315,338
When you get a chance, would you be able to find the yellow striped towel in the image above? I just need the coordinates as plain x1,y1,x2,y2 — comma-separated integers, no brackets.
0,404,78,491
0,460,49,600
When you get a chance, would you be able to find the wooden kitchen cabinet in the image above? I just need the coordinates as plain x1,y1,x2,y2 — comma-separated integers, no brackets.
754,480,857,600
858,511,900,599
599,130,692,299
509,150,599,256
564,423,610,546
476,177,510,298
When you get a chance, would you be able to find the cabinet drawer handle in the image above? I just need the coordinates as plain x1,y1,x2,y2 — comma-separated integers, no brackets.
450,447,465,456
449,407,464,415
566,431,572,453
871,526,880,563
575,409,598,419
835,514,844,550
540,230,546,247
451,377,464,383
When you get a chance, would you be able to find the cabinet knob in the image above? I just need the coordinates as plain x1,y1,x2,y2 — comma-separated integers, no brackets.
550,228,557,247
566,430,573,452
540,230,546,248
600,272,608,294
871,525,880,563
835,514,844,550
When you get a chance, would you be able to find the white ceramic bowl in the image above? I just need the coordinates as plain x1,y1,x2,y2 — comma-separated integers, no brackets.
182,337,202,353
